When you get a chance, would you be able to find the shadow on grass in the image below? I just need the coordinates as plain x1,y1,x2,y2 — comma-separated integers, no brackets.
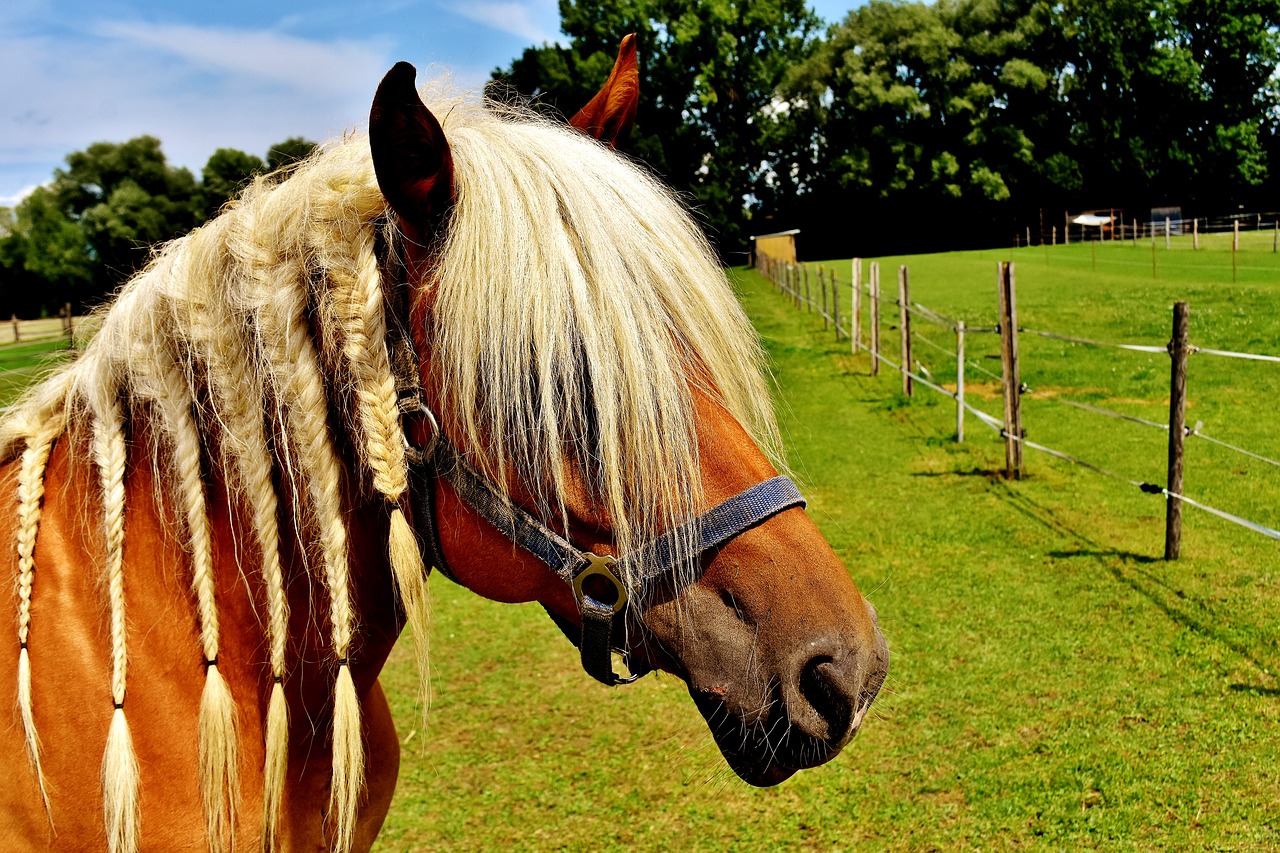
1229,683,1280,697
993,483,1280,686
912,467,1005,480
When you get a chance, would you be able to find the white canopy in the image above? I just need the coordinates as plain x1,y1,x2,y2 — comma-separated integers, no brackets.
1072,214,1113,226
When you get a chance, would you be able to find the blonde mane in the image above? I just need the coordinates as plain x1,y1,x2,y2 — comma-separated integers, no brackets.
2,86,780,853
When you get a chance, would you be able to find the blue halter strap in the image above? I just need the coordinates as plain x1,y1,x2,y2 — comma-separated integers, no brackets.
404,412,806,685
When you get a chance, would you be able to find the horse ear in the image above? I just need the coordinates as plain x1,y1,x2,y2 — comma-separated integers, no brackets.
569,34,639,149
370,62,455,232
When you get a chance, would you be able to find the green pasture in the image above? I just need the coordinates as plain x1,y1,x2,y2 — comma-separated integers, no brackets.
0,336,78,407
371,237,1280,851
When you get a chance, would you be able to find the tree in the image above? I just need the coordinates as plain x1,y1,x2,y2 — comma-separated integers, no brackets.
43,136,200,302
777,0,1060,252
495,0,822,259
10,187,95,310
199,148,266,218
266,137,319,173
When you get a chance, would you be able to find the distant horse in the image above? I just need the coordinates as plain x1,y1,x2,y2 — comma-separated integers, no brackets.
0,37,888,852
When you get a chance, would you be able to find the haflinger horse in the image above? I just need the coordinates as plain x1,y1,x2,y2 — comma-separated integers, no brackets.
0,36,887,853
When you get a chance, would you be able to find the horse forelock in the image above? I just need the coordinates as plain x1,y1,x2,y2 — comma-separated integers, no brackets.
424,93,783,597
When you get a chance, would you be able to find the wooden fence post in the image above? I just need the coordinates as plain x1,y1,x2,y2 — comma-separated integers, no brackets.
997,261,1023,479
1051,225,1056,246
63,303,74,351
1165,301,1189,560
832,270,841,341
870,262,881,376
851,259,862,355
1274,220,1278,253
820,265,829,330
956,320,966,443
898,265,913,397
1233,220,1239,282
1026,226,1031,247
1193,217,1199,250
10,314,18,344
1165,216,1171,250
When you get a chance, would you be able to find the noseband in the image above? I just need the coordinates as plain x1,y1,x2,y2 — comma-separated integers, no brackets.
381,250,805,686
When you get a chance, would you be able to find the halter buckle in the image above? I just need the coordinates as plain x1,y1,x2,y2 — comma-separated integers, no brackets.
572,553,628,615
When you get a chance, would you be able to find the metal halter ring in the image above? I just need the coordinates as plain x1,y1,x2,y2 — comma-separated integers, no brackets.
402,403,440,461
572,553,628,614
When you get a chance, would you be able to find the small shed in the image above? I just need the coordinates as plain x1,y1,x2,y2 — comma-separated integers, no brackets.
751,229,800,265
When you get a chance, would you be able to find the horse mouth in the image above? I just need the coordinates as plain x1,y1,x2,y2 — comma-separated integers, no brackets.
691,682,881,788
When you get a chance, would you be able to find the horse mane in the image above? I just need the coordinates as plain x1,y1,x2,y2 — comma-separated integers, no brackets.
1,83,781,853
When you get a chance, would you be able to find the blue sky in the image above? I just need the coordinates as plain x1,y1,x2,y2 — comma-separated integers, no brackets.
1,0,861,206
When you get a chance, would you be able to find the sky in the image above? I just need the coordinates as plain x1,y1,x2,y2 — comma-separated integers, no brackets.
0,0,859,207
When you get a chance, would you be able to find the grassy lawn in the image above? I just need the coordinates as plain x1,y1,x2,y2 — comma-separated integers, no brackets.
376,240,1280,850
0,336,78,407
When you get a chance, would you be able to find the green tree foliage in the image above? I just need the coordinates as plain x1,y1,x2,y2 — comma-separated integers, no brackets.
266,137,319,172
495,0,822,258
199,148,266,218
498,0,1280,256
0,136,316,316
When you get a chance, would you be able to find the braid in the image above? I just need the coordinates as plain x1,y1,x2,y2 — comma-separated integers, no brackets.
15,416,59,816
321,226,430,713
144,338,239,853
91,388,140,853
182,242,292,850
242,218,363,853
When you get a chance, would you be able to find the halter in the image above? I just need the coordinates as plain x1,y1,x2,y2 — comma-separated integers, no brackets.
381,247,805,686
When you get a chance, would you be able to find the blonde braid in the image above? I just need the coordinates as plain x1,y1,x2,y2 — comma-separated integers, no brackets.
144,341,239,853
194,309,291,853
243,221,363,853
178,234,293,851
321,226,429,712
15,416,60,816
92,389,140,853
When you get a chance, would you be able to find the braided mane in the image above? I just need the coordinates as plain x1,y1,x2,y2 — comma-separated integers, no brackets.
2,86,780,853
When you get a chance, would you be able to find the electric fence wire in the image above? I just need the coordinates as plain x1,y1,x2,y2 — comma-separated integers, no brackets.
762,260,1280,539
1041,398,1280,468
1193,346,1280,363
1019,327,1168,353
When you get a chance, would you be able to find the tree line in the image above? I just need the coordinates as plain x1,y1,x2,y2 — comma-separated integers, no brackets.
496,0,1280,260
0,137,315,317
5,0,1277,315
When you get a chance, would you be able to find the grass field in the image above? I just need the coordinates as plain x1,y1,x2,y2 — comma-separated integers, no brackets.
0,335,79,406
371,237,1280,851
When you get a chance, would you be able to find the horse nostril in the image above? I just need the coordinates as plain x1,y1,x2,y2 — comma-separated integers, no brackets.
797,654,852,742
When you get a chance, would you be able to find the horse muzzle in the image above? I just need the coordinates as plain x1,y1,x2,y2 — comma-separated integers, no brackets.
644,572,890,786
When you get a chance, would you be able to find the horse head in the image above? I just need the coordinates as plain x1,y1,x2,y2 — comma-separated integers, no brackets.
368,37,889,786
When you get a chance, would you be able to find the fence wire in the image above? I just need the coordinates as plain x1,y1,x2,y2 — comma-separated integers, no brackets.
758,258,1280,547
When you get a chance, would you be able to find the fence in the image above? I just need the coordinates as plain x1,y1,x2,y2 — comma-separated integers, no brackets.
1019,211,1280,284
753,253,1280,558
1,306,77,347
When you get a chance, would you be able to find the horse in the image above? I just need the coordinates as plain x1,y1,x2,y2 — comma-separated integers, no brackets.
0,36,888,852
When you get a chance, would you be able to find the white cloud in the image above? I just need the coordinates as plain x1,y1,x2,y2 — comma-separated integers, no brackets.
0,6,542,201
0,21,399,199
0,184,39,208
447,2,561,45
93,21,393,97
